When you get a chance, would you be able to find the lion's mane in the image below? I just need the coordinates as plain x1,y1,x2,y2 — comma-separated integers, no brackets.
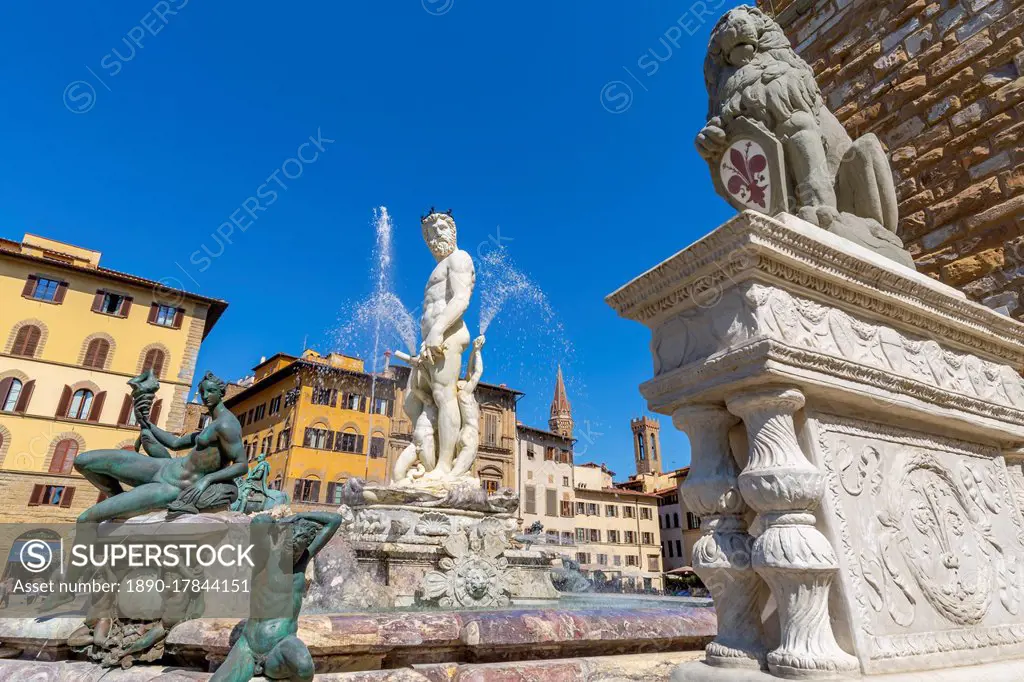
704,6,823,133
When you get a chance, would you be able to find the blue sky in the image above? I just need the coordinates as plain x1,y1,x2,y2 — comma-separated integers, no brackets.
1,1,741,479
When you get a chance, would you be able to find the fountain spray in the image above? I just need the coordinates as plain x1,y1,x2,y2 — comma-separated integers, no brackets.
364,206,393,480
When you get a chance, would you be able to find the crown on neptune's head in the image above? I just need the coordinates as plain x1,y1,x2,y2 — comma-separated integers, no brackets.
421,207,454,222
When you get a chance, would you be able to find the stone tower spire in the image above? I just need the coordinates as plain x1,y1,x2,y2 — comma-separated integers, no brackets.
631,416,662,476
549,366,574,438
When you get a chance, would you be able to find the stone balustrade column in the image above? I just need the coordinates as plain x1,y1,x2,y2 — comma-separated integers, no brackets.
725,387,857,679
674,405,765,670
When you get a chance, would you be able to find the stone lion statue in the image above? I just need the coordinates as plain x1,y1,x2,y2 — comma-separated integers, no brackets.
696,5,914,268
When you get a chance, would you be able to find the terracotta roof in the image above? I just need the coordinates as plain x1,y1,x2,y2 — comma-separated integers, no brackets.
225,357,397,408
598,487,660,498
516,423,575,443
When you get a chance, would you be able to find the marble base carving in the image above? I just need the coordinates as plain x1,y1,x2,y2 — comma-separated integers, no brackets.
341,504,559,606
608,211,1024,680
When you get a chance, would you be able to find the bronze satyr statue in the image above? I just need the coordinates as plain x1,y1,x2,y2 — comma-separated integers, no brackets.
233,453,290,513
211,511,342,682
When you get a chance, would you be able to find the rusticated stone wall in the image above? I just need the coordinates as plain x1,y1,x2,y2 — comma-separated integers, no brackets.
759,0,1024,316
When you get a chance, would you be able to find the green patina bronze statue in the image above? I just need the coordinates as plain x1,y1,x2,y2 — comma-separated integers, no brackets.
211,510,342,682
233,453,290,514
43,370,246,610
75,370,246,520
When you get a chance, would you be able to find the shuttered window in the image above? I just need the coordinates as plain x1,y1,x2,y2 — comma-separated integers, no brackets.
293,478,321,502
325,482,345,505
29,485,76,507
92,291,132,317
67,390,94,420
304,428,330,449
545,488,558,517
83,338,110,368
50,439,80,474
149,304,184,329
336,432,363,454
24,276,67,303
311,388,337,406
11,326,42,357
524,485,536,514
142,349,165,378
0,379,22,412
484,414,499,446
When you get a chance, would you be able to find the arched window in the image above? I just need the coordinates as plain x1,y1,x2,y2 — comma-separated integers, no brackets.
636,432,646,460
68,389,94,420
1,379,22,412
142,348,165,378
650,434,657,460
50,439,80,474
11,325,41,357
83,338,110,369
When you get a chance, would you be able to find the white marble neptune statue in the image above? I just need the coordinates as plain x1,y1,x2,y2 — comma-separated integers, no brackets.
392,211,482,489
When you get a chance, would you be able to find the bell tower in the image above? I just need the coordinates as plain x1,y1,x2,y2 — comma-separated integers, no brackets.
549,366,574,438
631,416,661,476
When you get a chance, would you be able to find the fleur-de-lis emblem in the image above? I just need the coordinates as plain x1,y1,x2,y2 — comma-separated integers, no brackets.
721,141,768,208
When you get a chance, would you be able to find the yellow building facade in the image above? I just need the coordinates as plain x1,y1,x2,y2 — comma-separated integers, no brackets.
573,463,664,591
0,233,226,522
225,350,397,507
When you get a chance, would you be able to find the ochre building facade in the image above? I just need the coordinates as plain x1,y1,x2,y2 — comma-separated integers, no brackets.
0,233,226,522
224,350,398,507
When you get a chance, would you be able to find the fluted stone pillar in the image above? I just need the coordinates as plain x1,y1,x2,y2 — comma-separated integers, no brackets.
675,405,766,670
726,387,857,679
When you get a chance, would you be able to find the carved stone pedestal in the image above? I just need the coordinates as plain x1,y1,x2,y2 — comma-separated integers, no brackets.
342,504,559,607
609,211,1024,680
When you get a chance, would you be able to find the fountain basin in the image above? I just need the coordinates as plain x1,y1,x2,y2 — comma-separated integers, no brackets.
172,603,716,672
0,601,715,677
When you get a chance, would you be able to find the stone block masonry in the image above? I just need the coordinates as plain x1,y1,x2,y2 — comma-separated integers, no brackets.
760,0,1024,317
